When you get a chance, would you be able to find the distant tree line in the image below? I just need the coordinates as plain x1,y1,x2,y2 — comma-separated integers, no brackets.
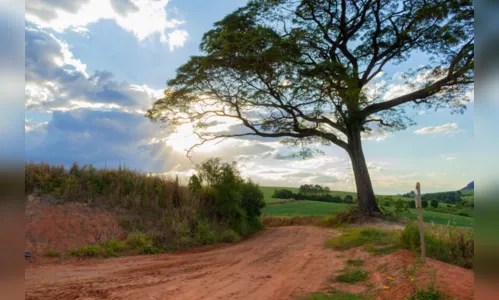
272,188,355,204
401,190,464,205
298,184,331,195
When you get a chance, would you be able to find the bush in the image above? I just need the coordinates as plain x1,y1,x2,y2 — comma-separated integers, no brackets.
126,231,156,253
430,200,439,208
44,249,60,257
400,222,474,269
219,229,241,243
456,210,471,217
102,239,128,257
408,200,416,209
67,245,101,257
421,200,428,208
344,195,354,204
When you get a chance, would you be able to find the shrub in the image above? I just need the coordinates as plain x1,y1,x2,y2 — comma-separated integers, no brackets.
126,231,155,253
194,220,219,245
44,249,60,257
456,210,471,217
430,200,439,208
102,239,128,257
408,200,416,209
421,200,428,208
344,195,354,204
67,245,101,257
335,268,368,283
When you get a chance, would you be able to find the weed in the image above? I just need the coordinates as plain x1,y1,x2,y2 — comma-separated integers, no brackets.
44,249,60,257
407,284,443,300
219,229,241,243
346,260,364,267
335,268,368,283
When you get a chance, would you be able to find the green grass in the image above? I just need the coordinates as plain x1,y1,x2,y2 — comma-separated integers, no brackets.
407,284,445,300
335,268,368,283
346,259,365,267
325,228,399,251
67,245,101,257
262,199,473,227
262,200,351,216
44,249,60,257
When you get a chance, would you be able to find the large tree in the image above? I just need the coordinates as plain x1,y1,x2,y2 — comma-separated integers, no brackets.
147,0,474,215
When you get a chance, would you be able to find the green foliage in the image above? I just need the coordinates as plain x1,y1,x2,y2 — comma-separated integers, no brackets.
44,249,60,257
102,239,128,257
272,188,294,199
67,245,101,257
25,159,260,255
335,268,368,283
407,284,443,300
430,200,439,208
126,231,157,254
409,201,416,209
422,200,429,208
400,223,474,269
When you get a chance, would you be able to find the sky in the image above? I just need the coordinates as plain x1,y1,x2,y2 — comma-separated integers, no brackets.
24,0,474,194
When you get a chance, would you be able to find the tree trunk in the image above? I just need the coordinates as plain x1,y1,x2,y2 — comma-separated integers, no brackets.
347,127,381,215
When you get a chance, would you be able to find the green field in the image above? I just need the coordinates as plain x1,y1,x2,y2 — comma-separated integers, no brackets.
260,186,474,228
260,186,356,203
262,200,351,216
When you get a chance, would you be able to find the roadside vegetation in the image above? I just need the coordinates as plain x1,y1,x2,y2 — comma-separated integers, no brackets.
26,158,265,256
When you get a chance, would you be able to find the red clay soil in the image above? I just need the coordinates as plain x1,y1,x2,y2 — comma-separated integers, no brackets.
337,247,475,300
25,225,474,300
25,196,124,263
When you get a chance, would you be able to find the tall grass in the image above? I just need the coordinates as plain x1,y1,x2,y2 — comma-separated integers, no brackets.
400,222,474,269
25,161,263,253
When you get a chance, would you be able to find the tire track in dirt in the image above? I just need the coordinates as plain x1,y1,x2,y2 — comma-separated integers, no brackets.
26,226,341,300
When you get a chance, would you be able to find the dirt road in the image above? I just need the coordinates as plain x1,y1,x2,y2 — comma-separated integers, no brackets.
25,226,342,300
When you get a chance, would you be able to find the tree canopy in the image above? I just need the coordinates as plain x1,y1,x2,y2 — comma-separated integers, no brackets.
147,0,473,214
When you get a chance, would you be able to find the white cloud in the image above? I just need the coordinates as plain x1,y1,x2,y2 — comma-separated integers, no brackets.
167,29,189,51
441,153,459,161
26,0,188,48
414,122,460,135
361,128,391,142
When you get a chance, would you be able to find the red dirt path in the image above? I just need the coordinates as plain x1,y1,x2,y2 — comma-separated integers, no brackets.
25,226,474,300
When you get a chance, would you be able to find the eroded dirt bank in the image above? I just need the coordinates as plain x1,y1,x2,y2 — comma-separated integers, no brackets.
25,226,341,300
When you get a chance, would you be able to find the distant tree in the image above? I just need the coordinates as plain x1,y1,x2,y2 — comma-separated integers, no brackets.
344,195,354,204
408,200,416,209
430,199,439,208
273,189,295,199
148,0,474,215
421,200,428,208
188,174,202,193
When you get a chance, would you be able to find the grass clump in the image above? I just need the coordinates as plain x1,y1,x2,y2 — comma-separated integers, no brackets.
325,227,399,253
44,249,60,257
400,222,473,269
346,259,364,267
67,245,101,257
407,284,444,300
335,268,368,283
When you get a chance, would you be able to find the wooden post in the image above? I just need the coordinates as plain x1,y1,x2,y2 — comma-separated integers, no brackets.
415,182,426,263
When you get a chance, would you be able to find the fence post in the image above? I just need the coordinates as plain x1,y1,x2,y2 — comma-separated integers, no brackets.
415,182,426,263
